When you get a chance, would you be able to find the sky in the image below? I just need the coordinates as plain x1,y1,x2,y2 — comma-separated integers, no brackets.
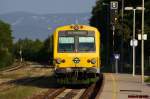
0,0,96,14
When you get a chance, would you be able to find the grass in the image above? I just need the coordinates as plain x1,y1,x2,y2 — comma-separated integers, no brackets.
0,76,55,99
0,85,45,99
0,75,54,99
145,77,150,82
0,66,53,99
0,73,21,79
0,70,33,79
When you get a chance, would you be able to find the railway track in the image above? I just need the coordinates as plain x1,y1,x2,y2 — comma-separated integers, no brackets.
0,61,46,73
30,74,104,99
0,75,48,92
0,62,27,73
0,65,52,92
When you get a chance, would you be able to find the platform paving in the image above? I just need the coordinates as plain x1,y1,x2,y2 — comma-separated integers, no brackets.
98,73,150,99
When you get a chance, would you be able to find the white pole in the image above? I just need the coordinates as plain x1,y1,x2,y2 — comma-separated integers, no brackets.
113,25,115,50
115,59,118,74
141,0,145,84
112,25,115,73
19,48,22,62
133,9,136,77
121,0,124,72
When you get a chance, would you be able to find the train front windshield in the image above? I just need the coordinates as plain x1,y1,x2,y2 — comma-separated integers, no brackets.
58,31,95,53
58,37,75,52
78,37,95,52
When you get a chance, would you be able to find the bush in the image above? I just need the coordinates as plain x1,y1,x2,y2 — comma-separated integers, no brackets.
0,20,13,69
0,48,14,68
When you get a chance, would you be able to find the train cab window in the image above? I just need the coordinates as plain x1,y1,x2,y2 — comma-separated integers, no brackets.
58,37,75,52
78,37,95,52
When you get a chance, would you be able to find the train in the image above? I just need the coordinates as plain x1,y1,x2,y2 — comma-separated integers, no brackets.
53,24,101,84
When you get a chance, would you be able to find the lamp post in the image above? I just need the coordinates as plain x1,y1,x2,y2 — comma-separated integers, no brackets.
125,7,142,76
141,0,145,84
121,0,124,73
114,53,120,74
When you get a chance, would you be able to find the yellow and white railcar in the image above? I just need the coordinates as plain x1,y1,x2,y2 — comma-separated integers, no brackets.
53,25,101,77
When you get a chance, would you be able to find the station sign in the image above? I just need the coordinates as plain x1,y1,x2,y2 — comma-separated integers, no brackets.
130,39,138,47
138,34,147,40
110,1,118,9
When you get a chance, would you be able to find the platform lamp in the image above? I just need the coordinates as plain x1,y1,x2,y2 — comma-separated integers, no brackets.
124,7,143,77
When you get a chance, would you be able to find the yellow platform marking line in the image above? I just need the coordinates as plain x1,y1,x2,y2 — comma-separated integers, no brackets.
111,74,117,99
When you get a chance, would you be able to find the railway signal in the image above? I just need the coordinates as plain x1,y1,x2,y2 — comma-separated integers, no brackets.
110,1,118,24
110,1,118,54
19,48,22,62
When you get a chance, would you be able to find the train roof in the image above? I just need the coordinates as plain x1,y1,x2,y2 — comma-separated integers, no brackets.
54,24,99,31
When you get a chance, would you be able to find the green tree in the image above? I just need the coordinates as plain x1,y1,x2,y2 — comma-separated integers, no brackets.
0,20,13,68
0,20,13,51
13,36,54,65
90,0,150,60
38,35,53,64
13,38,43,62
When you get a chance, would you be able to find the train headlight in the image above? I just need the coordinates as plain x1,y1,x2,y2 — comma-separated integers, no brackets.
55,58,61,64
91,59,96,64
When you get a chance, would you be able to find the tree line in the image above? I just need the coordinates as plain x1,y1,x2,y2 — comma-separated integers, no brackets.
0,20,13,68
90,0,150,74
13,37,53,63
0,20,53,69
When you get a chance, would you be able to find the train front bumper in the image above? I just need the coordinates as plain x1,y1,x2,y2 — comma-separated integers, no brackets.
55,67,99,74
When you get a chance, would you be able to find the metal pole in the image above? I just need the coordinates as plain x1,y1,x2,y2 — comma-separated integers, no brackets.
115,59,118,74
141,0,145,84
106,5,109,65
112,25,115,73
133,9,136,76
121,0,124,21
121,0,124,73
19,48,22,62
113,25,115,51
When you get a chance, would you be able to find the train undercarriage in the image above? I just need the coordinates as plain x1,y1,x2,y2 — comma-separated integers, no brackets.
55,67,100,85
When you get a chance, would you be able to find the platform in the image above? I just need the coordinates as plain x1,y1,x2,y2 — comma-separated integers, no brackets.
99,73,150,99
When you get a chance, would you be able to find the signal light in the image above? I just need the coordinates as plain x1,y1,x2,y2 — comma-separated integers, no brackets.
61,59,65,63
87,59,91,63
80,25,83,29
70,26,73,29
70,25,83,30
74,25,79,30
